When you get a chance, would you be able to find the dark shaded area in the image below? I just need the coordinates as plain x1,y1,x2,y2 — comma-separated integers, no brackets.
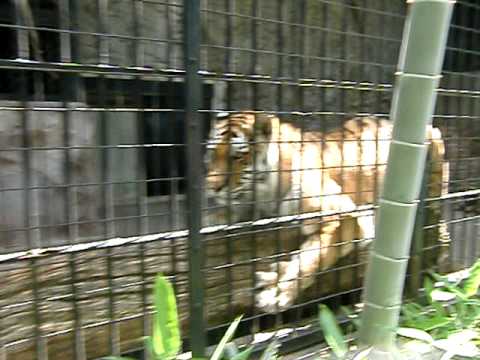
444,0,480,72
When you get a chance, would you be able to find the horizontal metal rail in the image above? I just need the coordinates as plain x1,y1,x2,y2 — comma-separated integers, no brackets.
0,205,375,264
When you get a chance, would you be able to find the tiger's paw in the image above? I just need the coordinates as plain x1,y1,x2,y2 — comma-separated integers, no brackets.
254,282,296,313
254,258,301,313
255,270,278,288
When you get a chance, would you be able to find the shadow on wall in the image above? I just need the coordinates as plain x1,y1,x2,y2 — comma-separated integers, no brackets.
0,101,99,251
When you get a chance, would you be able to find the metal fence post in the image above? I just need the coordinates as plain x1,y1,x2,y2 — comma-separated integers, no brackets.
184,0,206,357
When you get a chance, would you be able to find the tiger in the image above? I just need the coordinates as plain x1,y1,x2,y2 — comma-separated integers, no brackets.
204,111,449,313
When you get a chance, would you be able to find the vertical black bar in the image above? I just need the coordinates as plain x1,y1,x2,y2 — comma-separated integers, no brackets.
133,0,145,68
224,0,234,321
166,0,173,69
97,0,110,65
31,0,44,100
457,4,470,267
225,0,233,226
274,0,285,323
19,71,46,359
135,80,150,360
249,0,260,336
59,0,72,63
14,0,30,59
468,71,478,264
353,0,365,304
132,2,150,356
59,3,85,355
96,0,117,352
184,0,206,356
316,0,328,297
62,78,86,360
167,90,180,231
295,0,307,326
69,0,79,64
98,76,120,355
335,0,348,308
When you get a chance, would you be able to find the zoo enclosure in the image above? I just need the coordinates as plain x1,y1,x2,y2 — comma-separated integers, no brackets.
0,0,479,359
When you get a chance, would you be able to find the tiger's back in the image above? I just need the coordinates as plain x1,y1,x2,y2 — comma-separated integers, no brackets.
205,112,450,312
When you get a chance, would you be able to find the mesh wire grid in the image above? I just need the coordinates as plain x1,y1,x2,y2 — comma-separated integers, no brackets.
0,0,479,359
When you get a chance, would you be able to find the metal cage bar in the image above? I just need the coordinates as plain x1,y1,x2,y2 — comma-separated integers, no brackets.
184,0,206,356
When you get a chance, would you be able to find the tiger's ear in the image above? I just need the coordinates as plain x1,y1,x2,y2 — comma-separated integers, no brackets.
254,113,278,138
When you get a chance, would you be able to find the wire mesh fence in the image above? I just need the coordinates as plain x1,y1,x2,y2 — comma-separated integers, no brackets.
0,0,478,359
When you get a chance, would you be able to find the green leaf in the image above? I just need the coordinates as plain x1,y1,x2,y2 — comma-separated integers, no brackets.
429,272,467,300
431,301,447,318
406,314,452,332
402,302,426,318
431,326,453,340
144,337,162,360
101,357,137,360
231,346,254,360
210,315,243,360
152,274,181,359
397,327,434,343
318,305,347,359
401,302,428,326
463,259,480,297
424,276,435,304
259,339,280,360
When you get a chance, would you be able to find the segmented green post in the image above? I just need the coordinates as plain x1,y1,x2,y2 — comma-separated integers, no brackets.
358,0,455,352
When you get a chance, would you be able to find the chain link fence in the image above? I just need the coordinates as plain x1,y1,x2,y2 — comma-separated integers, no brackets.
0,0,478,359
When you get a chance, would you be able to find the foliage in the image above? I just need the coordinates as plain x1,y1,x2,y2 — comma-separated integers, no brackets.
317,258,480,359
397,258,480,358
318,304,348,358
106,259,480,359
151,274,181,359
104,274,279,360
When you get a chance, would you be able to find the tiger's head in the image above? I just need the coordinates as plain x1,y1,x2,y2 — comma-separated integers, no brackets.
205,111,280,207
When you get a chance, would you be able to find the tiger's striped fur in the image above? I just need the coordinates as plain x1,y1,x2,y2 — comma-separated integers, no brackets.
205,111,449,313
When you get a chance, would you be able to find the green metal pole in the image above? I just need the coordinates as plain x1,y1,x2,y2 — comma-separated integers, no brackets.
358,0,455,353
184,0,206,357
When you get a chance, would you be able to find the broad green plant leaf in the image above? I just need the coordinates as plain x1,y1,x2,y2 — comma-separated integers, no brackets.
318,305,348,359
463,259,480,297
431,301,447,319
210,315,243,360
152,274,181,359
424,276,434,304
429,272,467,300
402,302,426,320
144,337,153,357
401,302,428,328
406,315,451,332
